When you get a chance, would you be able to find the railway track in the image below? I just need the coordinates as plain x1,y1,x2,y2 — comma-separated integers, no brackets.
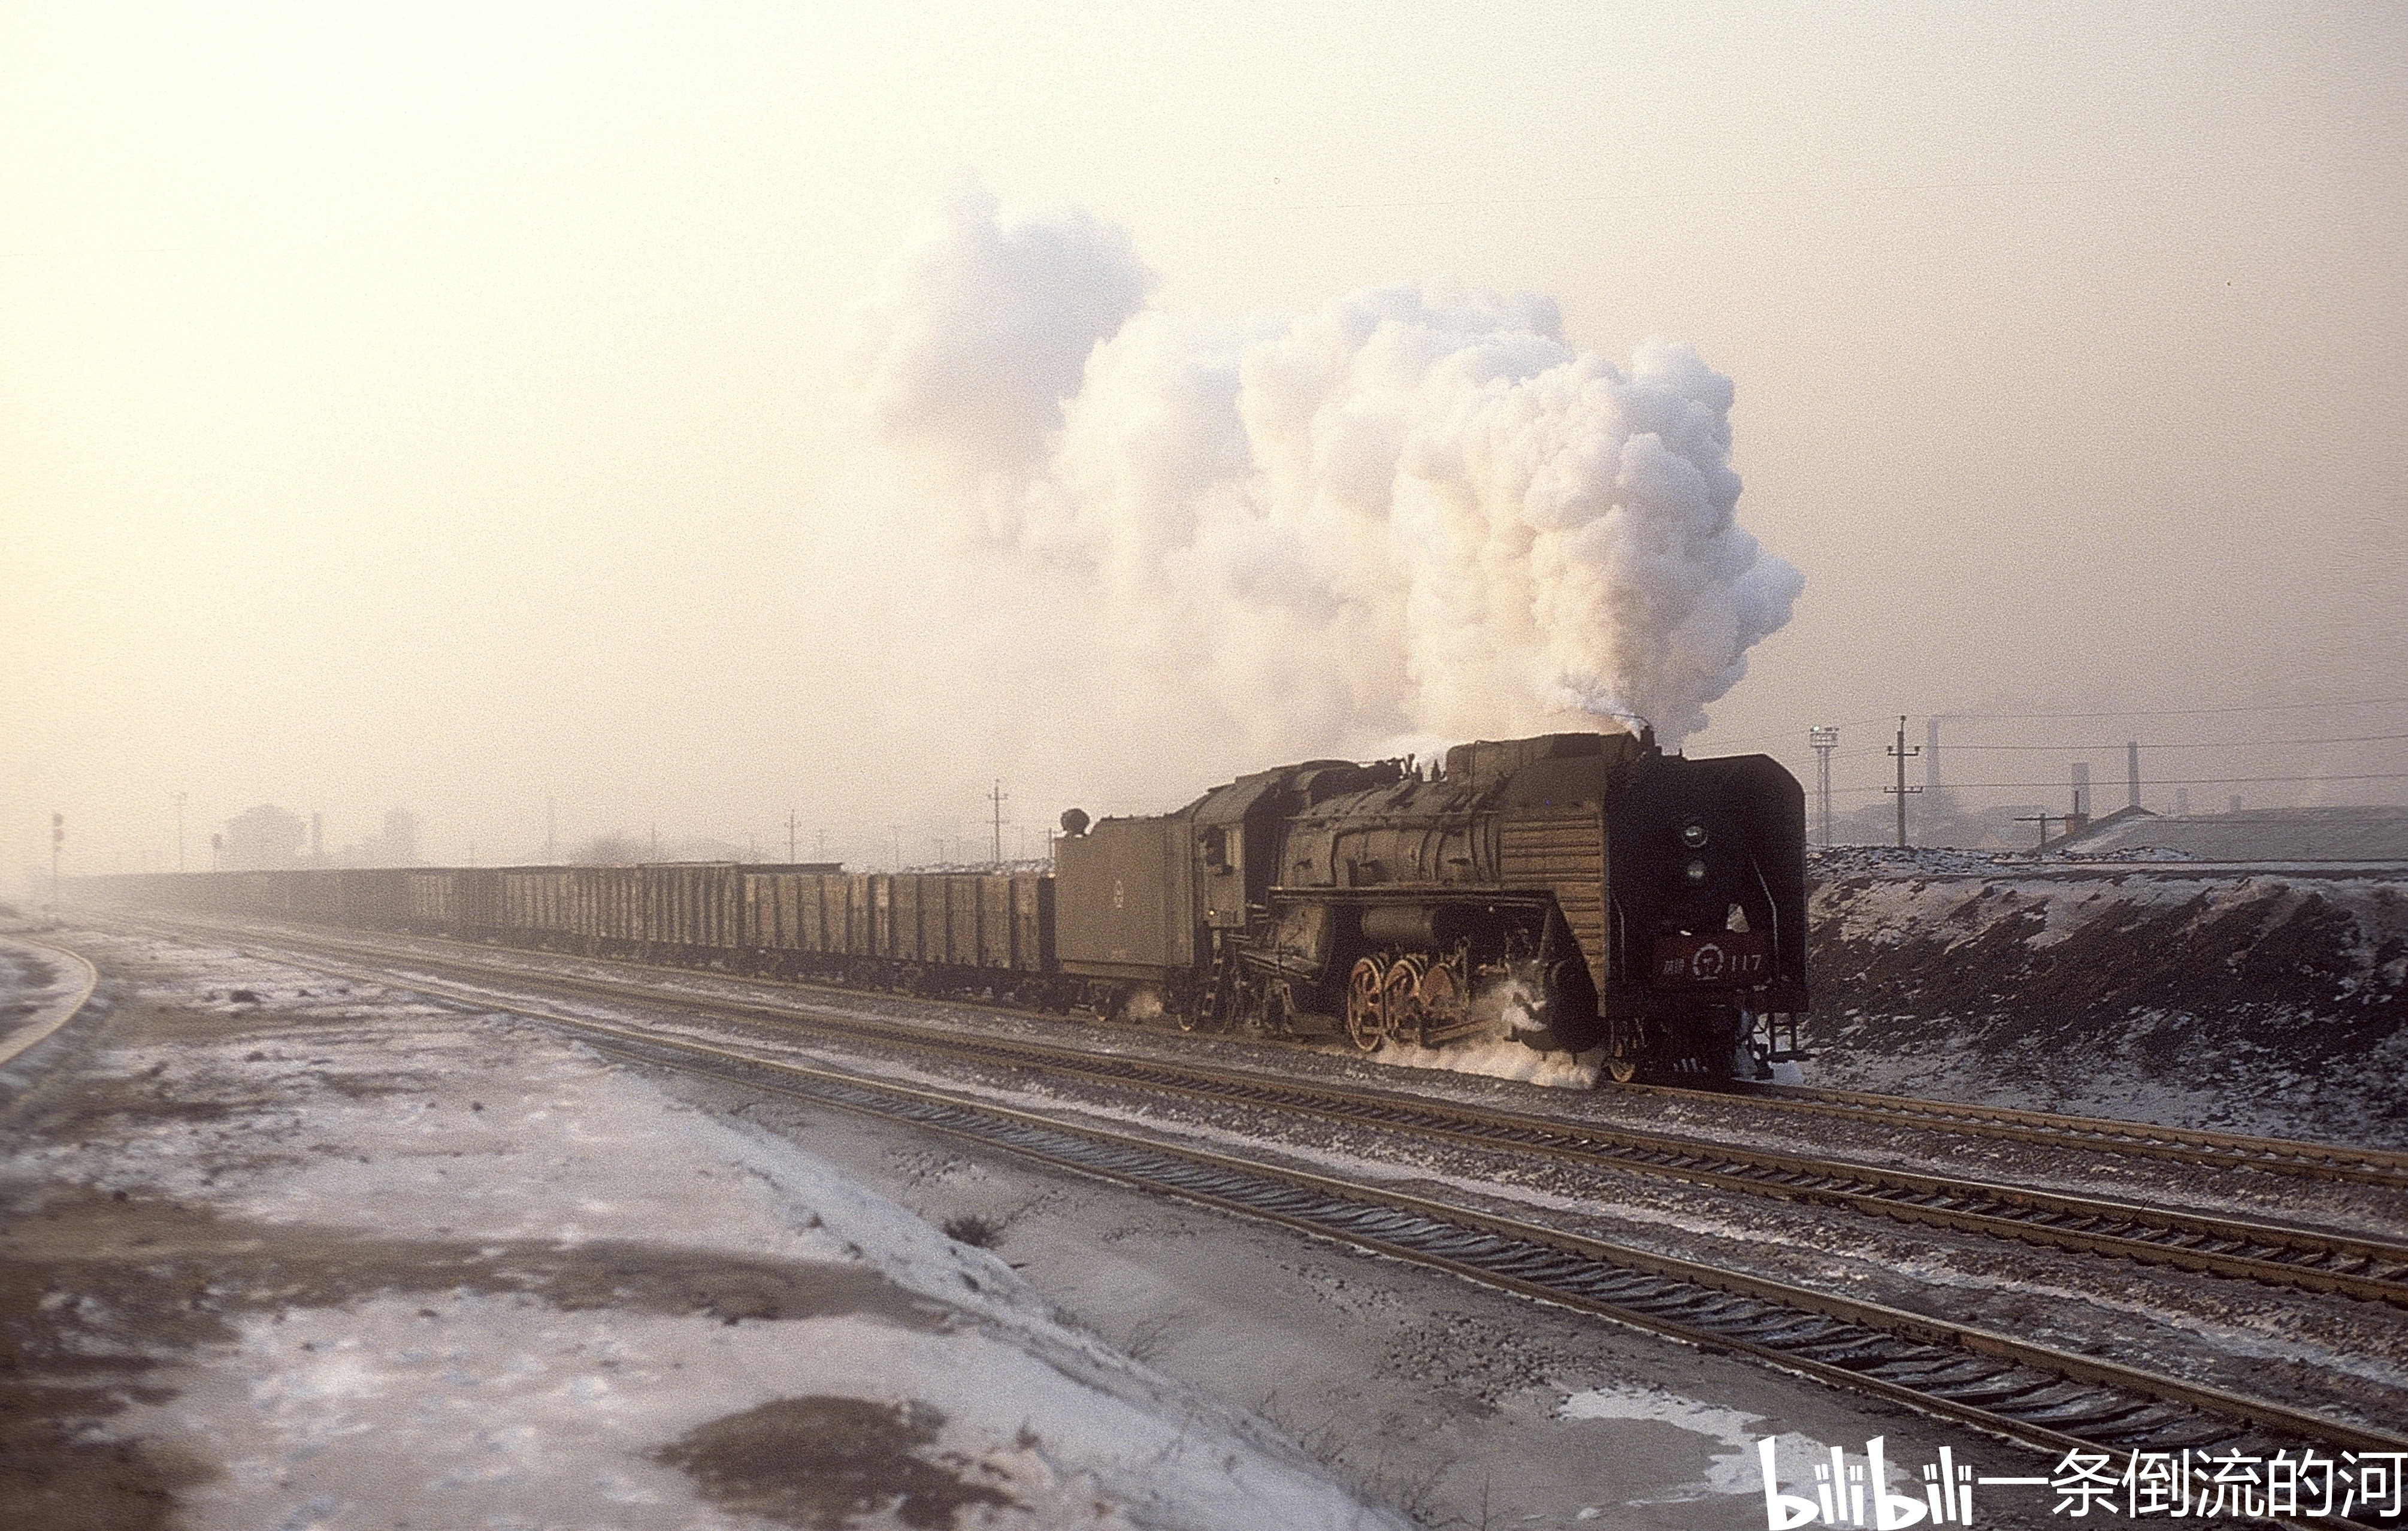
0,936,99,1072
116,915,2408,1311
120,933,2403,1531
116,910,2408,1191
1695,1079,2408,1190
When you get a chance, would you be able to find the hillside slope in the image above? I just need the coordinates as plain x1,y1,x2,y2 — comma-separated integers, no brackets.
1801,851,2408,1145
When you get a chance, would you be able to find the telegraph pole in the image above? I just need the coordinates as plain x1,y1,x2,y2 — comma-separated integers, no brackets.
786,810,799,863
1884,716,1922,849
2013,810,2058,850
1808,727,1839,845
988,780,1008,869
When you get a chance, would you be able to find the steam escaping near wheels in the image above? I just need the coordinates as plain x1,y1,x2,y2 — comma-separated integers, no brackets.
854,175,1803,758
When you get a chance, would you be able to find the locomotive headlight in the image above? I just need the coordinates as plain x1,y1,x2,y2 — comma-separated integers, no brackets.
1681,822,1709,848
1684,858,1708,883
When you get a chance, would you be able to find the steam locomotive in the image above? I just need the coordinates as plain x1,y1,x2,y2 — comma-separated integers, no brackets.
1055,728,1808,1080
80,730,1808,1082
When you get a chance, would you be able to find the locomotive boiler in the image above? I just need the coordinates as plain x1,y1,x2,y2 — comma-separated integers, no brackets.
1053,729,1809,1079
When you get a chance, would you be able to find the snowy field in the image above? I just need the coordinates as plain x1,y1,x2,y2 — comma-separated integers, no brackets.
0,930,1413,1531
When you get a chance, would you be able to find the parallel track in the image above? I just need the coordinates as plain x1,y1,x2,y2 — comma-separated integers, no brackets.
1700,1079,2408,1190
179,946,2408,1531
128,916,2408,1311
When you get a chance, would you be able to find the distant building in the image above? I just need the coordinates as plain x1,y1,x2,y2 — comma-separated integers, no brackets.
221,805,307,869
336,809,419,867
2056,804,2408,861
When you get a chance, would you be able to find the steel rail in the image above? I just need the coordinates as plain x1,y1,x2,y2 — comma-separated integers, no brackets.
1680,1079,2408,1190
144,919,2408,1317
0,936,101,1072
307,973,2408,1531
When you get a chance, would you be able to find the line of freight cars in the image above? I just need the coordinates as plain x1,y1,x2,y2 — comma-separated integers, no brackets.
90,860,1070,1001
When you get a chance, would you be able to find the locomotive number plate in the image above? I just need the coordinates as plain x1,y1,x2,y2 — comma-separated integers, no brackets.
1651,932,1768,985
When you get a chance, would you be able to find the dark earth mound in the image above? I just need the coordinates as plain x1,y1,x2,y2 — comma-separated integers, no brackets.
1801,855,2407,1143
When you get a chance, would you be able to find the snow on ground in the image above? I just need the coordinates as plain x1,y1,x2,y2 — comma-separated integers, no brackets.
1803,855,2408,1143
0,932,1409,1531
1556,1384,1837,1508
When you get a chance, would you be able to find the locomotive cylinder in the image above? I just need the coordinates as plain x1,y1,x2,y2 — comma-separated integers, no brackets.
1358,904,1466,947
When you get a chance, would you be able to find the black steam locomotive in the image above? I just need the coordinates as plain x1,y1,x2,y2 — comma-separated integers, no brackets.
78,730,1808,1082
1055,729,1808,1080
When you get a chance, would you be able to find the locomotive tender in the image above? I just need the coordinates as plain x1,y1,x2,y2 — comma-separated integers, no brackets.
81,730,1807,1081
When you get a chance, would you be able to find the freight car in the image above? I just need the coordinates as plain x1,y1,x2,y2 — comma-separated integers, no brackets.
78,729,1807,1081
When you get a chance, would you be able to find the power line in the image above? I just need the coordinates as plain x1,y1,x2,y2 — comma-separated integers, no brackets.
1927,696,2408,721
1943,732,2408,751
1696,698,2408,754
1825,771,2408,797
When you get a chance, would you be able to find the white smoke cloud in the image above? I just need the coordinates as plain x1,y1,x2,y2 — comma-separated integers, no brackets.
851,174,1155,536
854,178,1802,753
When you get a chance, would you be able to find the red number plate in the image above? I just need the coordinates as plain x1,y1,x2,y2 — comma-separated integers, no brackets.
1651,932,1768,986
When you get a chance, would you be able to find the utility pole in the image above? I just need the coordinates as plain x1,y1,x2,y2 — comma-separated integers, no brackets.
1884,716,1922,849
988,780,1008,869
1808,727,1839,846
786,810,799,863
173,791,187,873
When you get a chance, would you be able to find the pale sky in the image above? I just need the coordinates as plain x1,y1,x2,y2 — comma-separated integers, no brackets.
7,1,2404,878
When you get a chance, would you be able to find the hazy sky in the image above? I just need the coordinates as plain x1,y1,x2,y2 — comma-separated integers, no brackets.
7,1,2404,878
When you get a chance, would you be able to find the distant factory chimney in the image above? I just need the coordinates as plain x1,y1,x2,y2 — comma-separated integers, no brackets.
2071,762,2091,819
2126,741,2140,810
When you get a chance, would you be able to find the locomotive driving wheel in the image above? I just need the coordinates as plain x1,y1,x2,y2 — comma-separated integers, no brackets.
1414,957,1464,1044
1344,956,1388,1051
1381,957,1427,1047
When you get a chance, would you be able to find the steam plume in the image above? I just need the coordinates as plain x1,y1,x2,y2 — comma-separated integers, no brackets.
855,178,1802,752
